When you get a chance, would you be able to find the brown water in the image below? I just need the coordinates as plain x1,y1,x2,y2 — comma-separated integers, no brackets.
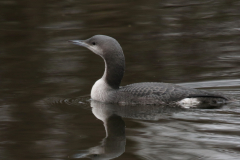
1,0,240,159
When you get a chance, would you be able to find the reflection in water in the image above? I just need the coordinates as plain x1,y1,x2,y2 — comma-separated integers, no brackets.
73,101,187,159
73,101,126,160
91,101,186,121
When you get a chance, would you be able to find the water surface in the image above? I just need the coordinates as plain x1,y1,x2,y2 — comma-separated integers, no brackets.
1,0,240,159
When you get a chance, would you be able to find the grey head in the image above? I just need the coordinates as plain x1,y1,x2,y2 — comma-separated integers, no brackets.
70,35,125,89
69,35,123,59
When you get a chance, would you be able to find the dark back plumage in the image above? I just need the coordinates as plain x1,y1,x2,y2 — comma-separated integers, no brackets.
117,82,230,104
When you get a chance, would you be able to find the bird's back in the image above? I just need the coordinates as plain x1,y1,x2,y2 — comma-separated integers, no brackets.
114,82,230,105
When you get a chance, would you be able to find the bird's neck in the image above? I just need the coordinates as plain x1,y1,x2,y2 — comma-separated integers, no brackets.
102,51,125,89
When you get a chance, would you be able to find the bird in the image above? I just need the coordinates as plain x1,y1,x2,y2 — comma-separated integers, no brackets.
69,35,232,107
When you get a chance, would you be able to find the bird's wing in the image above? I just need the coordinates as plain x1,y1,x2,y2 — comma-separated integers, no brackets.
119,82,229,102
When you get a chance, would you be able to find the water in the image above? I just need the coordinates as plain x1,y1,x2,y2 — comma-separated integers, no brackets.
1,0,240,159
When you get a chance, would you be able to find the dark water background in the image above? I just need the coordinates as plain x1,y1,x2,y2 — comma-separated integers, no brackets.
1,0,240,159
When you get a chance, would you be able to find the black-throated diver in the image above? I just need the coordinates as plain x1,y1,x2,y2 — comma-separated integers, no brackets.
70,35,231,106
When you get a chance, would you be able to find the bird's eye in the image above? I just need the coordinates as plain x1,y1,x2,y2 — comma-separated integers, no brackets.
92,42,96,45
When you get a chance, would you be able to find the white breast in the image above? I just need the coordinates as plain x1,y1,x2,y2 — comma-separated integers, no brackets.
91,78,113,102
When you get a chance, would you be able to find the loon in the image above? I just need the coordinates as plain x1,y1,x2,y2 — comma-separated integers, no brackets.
70,35,231,106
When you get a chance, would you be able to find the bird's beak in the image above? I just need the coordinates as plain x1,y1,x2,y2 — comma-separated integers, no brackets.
69,40,89,48
69,39,98,55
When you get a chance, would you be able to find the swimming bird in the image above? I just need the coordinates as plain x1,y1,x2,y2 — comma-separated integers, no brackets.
70,35,231,107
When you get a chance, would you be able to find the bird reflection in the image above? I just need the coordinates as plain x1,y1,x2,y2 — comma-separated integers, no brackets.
73,101,126,160
72,101,188,160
